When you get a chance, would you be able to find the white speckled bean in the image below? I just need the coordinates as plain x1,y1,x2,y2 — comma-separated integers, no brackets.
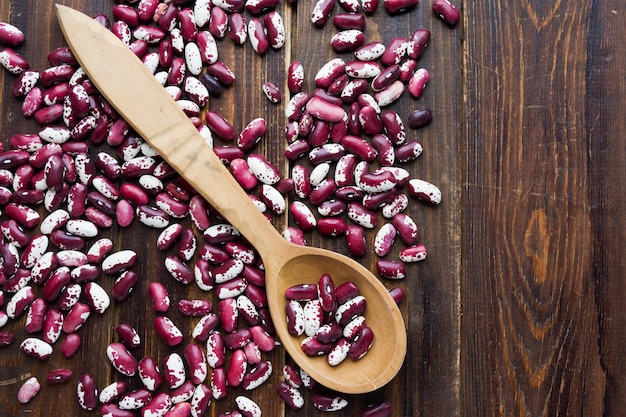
99,381,127,404
354,41,386,61
399,244,428,262
260,184,285,214
203,223,241,244
381,193,408,218
374,223,396,257
286,300,305,336
136,205,170,228
0,47,29,74
214,258,245,284
190,384,211,417
65,219,98,238
56,250,88,267
236,395,262,417
155,316,183,347
184,42,203,76
102,250,136,274
343,314,366,339
308,162,330,187
85,282,110,314
314,58,345,89
328,338,351,366
290,201,317,231
277,381,304,410
20,337,52,360
408,178,441,205
216,277,248,299
107,342,138,377
312,393,349,411
6,286,34,319
247,153,280,184
21,234,49,268
303,299,324,337
347,202,378,229
345,61,381,78
194,0,212,26
38,125,71,144
87,238,113,264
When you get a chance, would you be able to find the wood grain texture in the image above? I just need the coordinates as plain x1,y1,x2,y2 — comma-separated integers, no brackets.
463,0,625,416
1,0,623,416
586,2,626,416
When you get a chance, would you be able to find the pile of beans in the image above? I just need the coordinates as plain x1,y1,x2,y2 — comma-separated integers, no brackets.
0,0,459,415
285,274,374,366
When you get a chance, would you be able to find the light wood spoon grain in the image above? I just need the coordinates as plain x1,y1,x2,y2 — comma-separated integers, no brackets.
56,4,407,394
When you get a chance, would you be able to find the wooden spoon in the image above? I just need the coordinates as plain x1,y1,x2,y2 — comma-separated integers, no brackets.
56,4,406,394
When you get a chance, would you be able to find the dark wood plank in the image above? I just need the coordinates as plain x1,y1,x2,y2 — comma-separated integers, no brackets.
586,2,626,415
287,5,463,417
462,0,618,415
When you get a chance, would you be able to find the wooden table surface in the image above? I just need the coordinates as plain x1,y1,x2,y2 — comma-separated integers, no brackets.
0,0,624,416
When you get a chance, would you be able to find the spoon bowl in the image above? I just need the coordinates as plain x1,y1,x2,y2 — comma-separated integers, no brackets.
56,4,407,394
265,241,407,393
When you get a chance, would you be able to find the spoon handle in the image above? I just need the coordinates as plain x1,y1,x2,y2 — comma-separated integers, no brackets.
150,117,285,255
56,5,284,255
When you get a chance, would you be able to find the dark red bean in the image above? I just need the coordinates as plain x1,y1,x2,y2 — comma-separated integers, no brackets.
0,331,15,347
60,333,81,358
277,381,304,410
205,111,236,141
407,108,433,129
138,357,163,391
154,316,184,347
333,13,366,30
116,323,141,348
348,325,374,359
228,13,247,45
361,400,393,417
433,0,461,26
22,87,43,117
330,29,365,52
300,336,333,356
248,17,269,54
77,373,98,410
376,259,406,279
407,29,430,60
287,61,304,93
46,368,73,384
383,0,419,15
372,64,401,92
317,217,347,236
179,298,213,316
112,270,138,301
